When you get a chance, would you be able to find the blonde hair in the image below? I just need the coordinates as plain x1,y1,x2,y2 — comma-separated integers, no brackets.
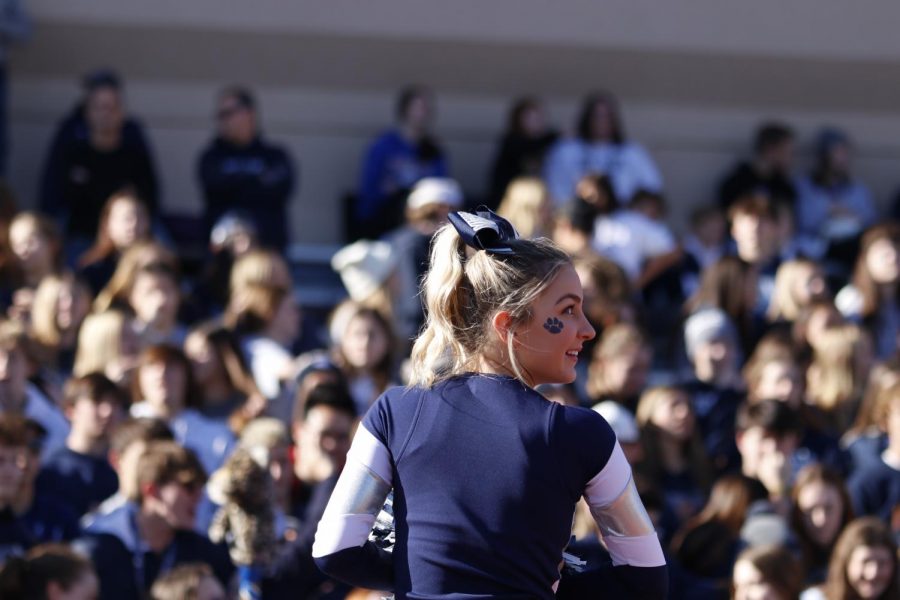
224,282,288,335
229,250,291,299
93,241,178,313
586,323,648,399
409,224,570,387
29,272,90,351
497,177,549,240
73,309,131,377
767,258,825,323
806,323,870,428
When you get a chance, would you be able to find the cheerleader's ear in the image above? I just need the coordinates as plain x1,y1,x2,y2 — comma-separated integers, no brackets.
490,310,514,344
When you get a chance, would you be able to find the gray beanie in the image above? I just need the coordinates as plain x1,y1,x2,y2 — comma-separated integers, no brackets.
684,308,738,360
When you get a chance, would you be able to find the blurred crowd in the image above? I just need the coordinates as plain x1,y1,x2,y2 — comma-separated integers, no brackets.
0,70,895,600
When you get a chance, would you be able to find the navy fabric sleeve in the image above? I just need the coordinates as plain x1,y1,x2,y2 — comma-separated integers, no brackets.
551,405,617,497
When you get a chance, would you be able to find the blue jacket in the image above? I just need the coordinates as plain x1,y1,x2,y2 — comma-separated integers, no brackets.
78,501,233,600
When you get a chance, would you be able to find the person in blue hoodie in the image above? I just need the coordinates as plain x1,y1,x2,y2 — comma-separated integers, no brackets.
353,85,449,240
197,86,295,252
77,440,233,600
313,209,667,598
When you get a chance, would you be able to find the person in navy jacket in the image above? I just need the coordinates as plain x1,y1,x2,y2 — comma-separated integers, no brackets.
313,208,667,598
197,86,295,252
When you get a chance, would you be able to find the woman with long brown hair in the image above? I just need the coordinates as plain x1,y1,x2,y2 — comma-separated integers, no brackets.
817,517,899,600
789,464,854,586
835,222,900,360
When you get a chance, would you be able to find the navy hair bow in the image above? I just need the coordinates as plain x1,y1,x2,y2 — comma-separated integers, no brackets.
447,208,520,255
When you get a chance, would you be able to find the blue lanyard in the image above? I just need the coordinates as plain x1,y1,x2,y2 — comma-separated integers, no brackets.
128,508,178,592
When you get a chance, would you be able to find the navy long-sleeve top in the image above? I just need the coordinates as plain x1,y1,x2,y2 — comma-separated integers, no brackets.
315,373,667,599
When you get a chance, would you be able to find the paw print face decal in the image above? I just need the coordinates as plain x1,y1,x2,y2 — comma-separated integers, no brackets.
543,317,564,334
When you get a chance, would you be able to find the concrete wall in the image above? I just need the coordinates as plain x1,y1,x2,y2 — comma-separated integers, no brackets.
8,1,900,242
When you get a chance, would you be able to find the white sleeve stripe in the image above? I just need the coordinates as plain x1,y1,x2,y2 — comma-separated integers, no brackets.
348,425,393,485
584,442,631,508
604,533,666,567
312,513,376,557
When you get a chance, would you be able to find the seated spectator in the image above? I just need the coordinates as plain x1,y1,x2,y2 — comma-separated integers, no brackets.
805,323,872,434
130,345,235,475
0,415,35,559
681,308,744,475
0,542,98,600
680,205,728,299
841,359,897,473
183,323,263,425
728,194,782,317
77,187,152,294
496,177,552,240
796,128,877,271
354,85,448,240
36,374,125,518
7,416,81,549
571,253,633,396
835,223,900,360
488,97,558,208
86,417,174,521
91,240,178,313
228,248,292,297
585,323,651,410
735,400,803,512
127,262,187,347
78,440,233,599
543,91,662,206
551,196,598,256
685,255,760,357
72,309,141,388
579,175,678,285
767,258,829,326
847,380,900,522
670,474,768,594
197,86,296,251
789,464,854,586
27,272,91,380
327,300,397,416
791,299,845,366
226,282,299,420
743,335,845,474
291,381,356,536
718,122,796,211
0,320,69,458
805,517,898,600
150,562,225,600
39,69,159,248
261,381,357,599
7,211,62,290
635,385,713,526
732,545,803,600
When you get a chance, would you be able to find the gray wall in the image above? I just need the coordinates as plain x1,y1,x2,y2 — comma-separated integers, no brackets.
9,1,900,242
